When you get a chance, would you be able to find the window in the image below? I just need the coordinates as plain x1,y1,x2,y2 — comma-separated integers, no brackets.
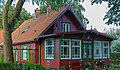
94,41,101,58
102,41,109,58
13,50,18,61
62,22,70,32
72,39,81,59
21,46,30,60
45,38,54,59
61,39,71,59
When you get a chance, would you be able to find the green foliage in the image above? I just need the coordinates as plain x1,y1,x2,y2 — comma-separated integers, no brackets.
112,40,120,52
59,66,66,70
39,6,47,14
22,62,46,70
0,52,4,62
0,63,20,70
0,62,66,70
91,0,120,26
0,6,32,29
110,52,120,66
105,28,120,38
110,52,120,60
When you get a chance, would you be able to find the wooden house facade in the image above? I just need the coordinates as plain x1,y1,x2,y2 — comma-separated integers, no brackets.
0,5,116,69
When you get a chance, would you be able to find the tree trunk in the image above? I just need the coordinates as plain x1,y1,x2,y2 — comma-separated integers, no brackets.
2,23,14,62
2,0,25,63
2,0,14,63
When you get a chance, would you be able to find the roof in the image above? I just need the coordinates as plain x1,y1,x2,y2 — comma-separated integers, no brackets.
38,30,117,40
0,5,116,45
38,30,116,40
10,5,84,44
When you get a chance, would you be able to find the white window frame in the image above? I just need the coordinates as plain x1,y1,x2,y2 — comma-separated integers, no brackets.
72,39,81,59
102,41,109,58
45,38,54,59
60,39,71,59
62,22,70,32
94,41,102,59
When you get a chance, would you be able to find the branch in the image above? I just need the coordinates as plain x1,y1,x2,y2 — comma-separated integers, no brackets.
9,0,25,31
2,0,13,28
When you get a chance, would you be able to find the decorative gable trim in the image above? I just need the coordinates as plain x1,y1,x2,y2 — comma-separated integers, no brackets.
40,5,85,36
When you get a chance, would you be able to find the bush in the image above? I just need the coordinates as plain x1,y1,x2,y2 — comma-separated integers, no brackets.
0,63,20,70
110,52,120,64
110,52,120,59
0,52,4,62
0,62,66,70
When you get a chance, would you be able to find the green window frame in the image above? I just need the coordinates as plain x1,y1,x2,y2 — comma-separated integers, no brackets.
21,46,30,60
45,38,54,59
62,22,71,32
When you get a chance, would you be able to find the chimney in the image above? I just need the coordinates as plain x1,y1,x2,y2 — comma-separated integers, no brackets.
46,5,51,15
34,8,39,19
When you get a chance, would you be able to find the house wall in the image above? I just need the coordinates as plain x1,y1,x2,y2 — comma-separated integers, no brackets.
41,38,60,68
13,42,37,63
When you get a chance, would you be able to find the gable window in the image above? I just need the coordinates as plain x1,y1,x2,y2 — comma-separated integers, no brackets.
61,39,71,59
21,46,30,60
102,41,109,58
62,22,70,32
72,39,81,59
94,41,101,58
45,38,54,59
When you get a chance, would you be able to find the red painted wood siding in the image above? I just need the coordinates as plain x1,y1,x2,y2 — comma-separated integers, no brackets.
44,11,83,34
41,38,60,68
13,43,36,63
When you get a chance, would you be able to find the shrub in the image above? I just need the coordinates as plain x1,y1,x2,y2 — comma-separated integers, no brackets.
0,63,20,70
110,52,120,64
0,52,4,62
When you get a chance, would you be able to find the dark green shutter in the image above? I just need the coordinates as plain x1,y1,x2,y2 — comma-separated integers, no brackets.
21,46,23,60
26,46,30,60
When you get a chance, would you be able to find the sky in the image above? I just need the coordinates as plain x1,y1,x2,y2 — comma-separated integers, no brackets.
22,1,120,32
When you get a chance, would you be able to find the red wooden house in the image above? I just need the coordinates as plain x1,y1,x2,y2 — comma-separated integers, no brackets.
0,5,116,69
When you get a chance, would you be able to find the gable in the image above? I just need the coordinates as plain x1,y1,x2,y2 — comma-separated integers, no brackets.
44,8,85,34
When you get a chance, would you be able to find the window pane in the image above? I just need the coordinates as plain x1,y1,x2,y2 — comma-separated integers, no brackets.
72,40,80,59
21,46,30,60
45,38,54,59
102,41,109,58
94,41,101,58
62,23,70,32
61,39,70,59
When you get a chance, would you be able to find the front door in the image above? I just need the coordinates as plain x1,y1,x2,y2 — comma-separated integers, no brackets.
83,43,92,60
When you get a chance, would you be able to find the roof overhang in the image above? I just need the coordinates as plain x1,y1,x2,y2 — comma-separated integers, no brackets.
38,30,117,40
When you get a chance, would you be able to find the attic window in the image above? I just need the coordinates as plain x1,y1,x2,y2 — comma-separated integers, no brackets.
22,28,28,34
62,22,71,32
22,26,30,34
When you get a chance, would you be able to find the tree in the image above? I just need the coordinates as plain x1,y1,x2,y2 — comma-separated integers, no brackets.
0,6,32,29
112,41,120,52
104,28,120,38
2,0,26,63
91,0,120,26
